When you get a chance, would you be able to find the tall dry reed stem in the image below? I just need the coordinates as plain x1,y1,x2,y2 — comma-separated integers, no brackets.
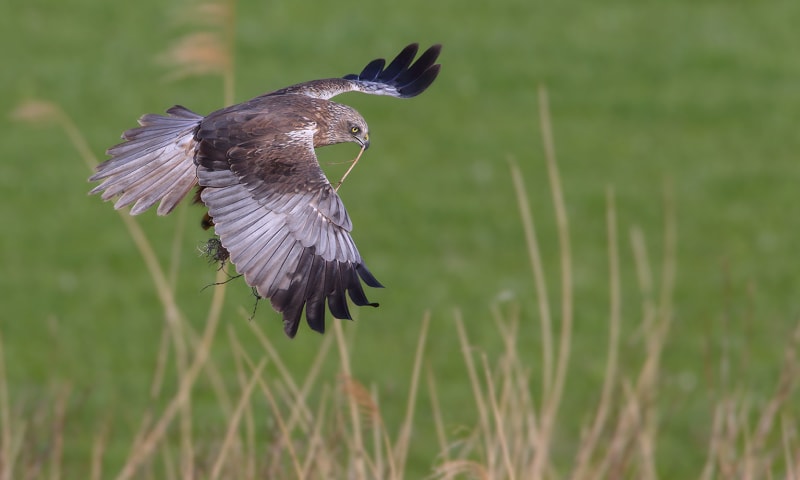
531,85,574,480
210,357,266,480
393,311,430,479
161,0,237,105
0,332,16,480
89,417,110,480
9,97,231,479
333,319,368,478
571,187,622,479
509,157,554,400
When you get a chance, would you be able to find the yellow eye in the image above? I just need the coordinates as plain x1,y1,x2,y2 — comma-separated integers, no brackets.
350,126,360,134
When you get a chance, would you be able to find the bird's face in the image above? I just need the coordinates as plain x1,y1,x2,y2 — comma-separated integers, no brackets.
322,103,370,150
346,118,370,150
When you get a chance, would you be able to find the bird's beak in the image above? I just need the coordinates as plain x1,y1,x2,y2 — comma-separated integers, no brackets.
362,133,370,150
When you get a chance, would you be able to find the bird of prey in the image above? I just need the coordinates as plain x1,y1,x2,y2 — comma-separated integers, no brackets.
89,43,442,337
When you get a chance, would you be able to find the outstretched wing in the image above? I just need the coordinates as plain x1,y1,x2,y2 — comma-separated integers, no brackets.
267,43,442,100
195,113,382,338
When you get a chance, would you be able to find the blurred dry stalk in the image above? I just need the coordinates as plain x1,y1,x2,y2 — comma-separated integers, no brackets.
8,2,239,475
160,0,237,104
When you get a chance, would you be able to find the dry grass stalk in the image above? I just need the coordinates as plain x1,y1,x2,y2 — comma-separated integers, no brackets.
210,358,266,480
701,319,800,479
0,332,21,480
396,313,431,476
89,418,110,480
49,385,70,480
509,158,554,400
160,32,230,80
533,86,575,480
9,100,61,125
434,459,490,479
115,278,225,480
571,187,622,479
333,319,369,478
340,376,381,430
426,367,450,464
160,0,237,104
10,97,232,480
245,313,326,429
454,312,493,468
10,3,244,473
506,85,575,479
781,414,799,478
480,354,516,480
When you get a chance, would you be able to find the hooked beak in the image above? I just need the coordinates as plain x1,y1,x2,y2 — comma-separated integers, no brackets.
360,133,370,150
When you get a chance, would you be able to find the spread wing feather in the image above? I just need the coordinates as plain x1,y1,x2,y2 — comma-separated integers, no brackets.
196,123,381,337
89,106,202,215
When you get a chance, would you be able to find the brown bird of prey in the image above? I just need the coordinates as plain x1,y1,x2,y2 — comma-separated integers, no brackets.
89,43,442,337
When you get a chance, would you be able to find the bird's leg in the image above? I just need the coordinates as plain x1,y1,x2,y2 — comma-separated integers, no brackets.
200,273,243,292
248,287,262,321
334,145,366,192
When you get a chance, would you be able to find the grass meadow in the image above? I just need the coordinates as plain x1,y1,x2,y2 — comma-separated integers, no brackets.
3,0,800,478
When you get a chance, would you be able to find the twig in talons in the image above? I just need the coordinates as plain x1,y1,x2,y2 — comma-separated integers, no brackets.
334,145,366,192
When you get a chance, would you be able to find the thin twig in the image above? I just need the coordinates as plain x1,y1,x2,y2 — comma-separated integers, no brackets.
335,145,367,192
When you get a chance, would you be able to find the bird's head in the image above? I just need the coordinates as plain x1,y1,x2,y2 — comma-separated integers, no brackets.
324,103,370,150
346,118,370,150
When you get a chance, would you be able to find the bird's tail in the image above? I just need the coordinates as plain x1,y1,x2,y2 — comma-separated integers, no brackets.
89,105,203,216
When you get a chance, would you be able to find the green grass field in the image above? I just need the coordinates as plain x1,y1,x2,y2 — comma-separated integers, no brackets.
3,0,800,477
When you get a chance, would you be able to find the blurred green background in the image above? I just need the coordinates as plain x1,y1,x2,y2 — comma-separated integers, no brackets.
3,0,799,476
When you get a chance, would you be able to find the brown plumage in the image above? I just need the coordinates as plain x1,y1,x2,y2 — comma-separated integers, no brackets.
89,43,442,337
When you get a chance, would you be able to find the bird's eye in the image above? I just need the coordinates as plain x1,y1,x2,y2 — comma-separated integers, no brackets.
350,126,360,134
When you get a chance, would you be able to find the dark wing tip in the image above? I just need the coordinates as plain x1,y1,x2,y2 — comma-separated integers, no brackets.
357,263,384,289
261,257,382,338
344,43,442,98
357,58,386,81
284,316,302,338
398,64,441,98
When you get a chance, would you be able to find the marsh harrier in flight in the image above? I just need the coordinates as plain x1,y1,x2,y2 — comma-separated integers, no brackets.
90,43,441,337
